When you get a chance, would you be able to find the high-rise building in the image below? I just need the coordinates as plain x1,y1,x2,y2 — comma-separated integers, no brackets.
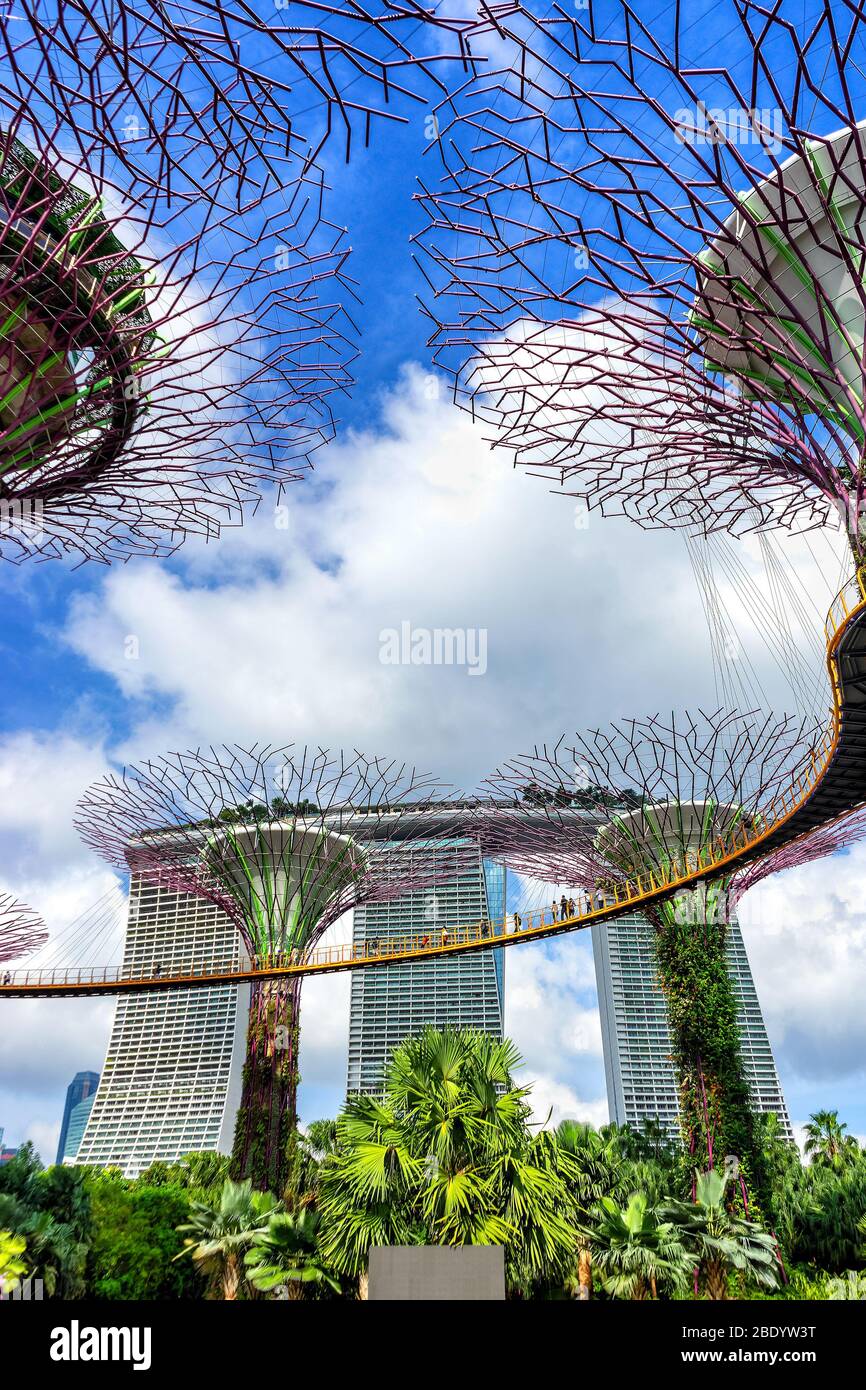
347,839,505,1096
56,1071,99,1166
62,1094,97,1164
592,910,793,1140
76,877,248,1178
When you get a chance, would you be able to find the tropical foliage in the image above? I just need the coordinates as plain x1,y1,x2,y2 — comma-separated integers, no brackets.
245,1208,342,1299
661,1169,780,1299
4,1032,864,1300
86,1172,204,1300
316,1028,580,1292
174,1178,281,1300
0,1229,27,1294
588,1192,688,1299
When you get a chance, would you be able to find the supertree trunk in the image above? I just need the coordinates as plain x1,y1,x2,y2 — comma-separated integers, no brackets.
650,900,767,1214
230,978,301,1194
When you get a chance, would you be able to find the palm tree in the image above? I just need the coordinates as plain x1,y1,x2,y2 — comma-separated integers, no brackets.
555,1120,625,1300
317,1028,578,1296
803,1110,859,1169
589,1192,688,1300
175,1179,281,1299
304,1119,338,1159
663,1170,779,1299
245,1209,341,1299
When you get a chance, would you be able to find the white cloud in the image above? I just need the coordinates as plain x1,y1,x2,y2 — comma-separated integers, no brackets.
62,364,711,782
0,731,109,876
524,1075,609,1132
738,844,866,1084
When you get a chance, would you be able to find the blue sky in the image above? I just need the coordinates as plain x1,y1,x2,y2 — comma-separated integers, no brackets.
1,1,865,1159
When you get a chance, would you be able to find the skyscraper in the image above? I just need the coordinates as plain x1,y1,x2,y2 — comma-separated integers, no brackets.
592,910,793,1141
76,877,248,1178
347,835,505,1096
62,1094,97,1164
56,1071,100,1166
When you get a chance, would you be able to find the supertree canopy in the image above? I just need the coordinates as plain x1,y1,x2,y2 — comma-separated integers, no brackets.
3,1,482,196
0,1,490,562
414,0,866,555
0,114,358,562
75,743,465,1192
0,890,48,964
476,707,828,1208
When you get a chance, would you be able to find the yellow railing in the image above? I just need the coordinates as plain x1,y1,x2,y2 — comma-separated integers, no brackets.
3,569,865,997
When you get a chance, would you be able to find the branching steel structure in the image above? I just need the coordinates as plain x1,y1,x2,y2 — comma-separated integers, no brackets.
4,1,483,188
415,0,866,554
0,116,358,562
0,890,48,964
0,0,491,562
75,743,465,1190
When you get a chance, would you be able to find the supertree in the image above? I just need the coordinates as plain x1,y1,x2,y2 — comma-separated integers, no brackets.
75,743,466,1192
0,114,358,562
475,707,829,1208
414,0,866,558
0,1,492,563
3,1,483,196
0,890,48,964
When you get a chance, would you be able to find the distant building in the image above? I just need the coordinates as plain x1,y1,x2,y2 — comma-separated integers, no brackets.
56,1071,100,1166
62,1095,97,1165
0,1127,16,1164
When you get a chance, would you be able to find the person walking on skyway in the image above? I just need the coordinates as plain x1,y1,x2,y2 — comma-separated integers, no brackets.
560,894,568,920
551,900,559,922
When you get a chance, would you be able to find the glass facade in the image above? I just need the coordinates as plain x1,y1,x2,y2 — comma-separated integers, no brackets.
346,839,505,1096
75,877,247,1177
592,910,793,1140
55,1070,99,1165
62,1094,96,1163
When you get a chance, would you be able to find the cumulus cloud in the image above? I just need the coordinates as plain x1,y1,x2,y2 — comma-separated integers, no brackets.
738,844,866,1087
61,364,711,783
